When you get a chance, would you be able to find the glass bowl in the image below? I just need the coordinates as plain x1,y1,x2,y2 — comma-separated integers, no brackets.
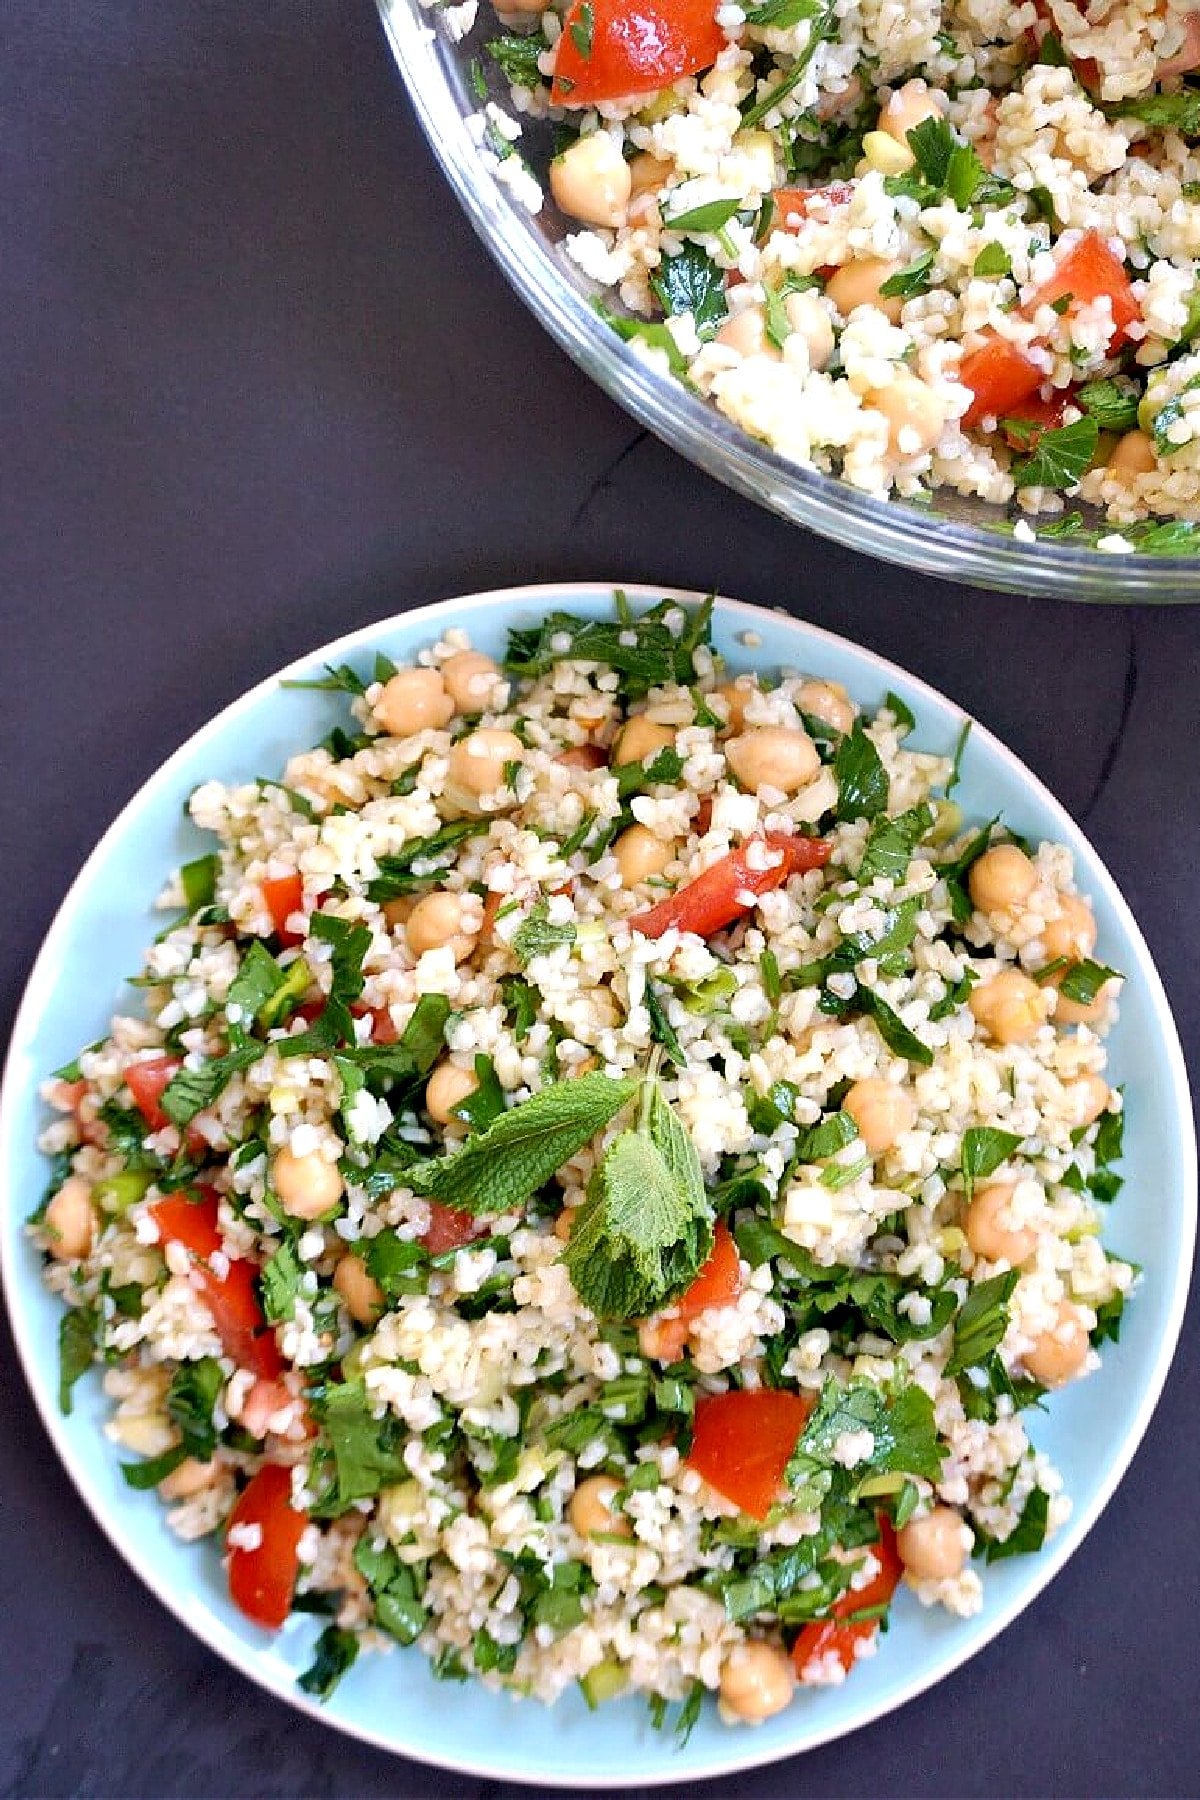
375,0,1200,602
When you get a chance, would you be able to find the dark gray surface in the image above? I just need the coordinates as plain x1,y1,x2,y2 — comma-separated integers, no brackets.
2,3,1197,1795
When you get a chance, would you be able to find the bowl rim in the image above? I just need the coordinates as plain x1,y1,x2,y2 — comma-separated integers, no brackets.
2,580,1195,1787
375,0,1200,602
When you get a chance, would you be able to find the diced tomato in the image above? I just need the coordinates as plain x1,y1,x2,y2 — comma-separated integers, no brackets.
629,833,831,941
1025,229,1141,351
771,183,855,229
998,386,1073,449
676,1221,742,1318
226,1464,308,1629
151,1190,282,1378
1157,9,1200,78
350,1001,398,1045
421,1202,483,1256
260,872,305,945
295,1000,326,1027
125,1056,182,1133
557,744,608,770
150,1188,223,1258
959,336,1043,429
551,0,725,106
791,1519,903,1680
694,795,713,835
686,1389,814,1520
642,1314,691,1363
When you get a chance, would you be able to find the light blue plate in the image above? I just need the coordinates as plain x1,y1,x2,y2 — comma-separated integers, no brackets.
2,584,1194,1787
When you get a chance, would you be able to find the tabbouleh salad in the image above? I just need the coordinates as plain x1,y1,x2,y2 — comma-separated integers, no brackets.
34,595,1134,1731
463,0,1200,535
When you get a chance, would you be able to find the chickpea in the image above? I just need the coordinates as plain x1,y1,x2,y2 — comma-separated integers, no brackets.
426,1060,480,1127
549,132,631,228
825,258,905,325
446,727,524,797
718,1642,795,1723
405,890,476,961
968,843,1038,915
897,1505,968,1580
273,1146,344,1220
726,726,820,795
614,715,675,766
1024,1301,1090,1387
569,1475,632,1539
1107,429,1157,480
158,1456,220,1502
613,824,674,887
964,1181,1037,1266
783,289,836,371
968,968,1048,1045
864,374,949,456
1053,977,1119,1028
628,152,671,199
842,1078,916,1156
878,79,943,147
374,667,454,737
441,649,502,714
715,305,779,361
1041,892,1097,964
1063,1073,1110,1130
333,1253,384,1324
712,680,753,733
553,1204,578,1244
44,1175,97,1261
382,895,416,931
795,678,854,735
495,0,545,13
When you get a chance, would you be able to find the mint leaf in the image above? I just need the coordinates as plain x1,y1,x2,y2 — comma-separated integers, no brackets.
411,1072,638,1215
513,900,576,966
563,1079,712,1320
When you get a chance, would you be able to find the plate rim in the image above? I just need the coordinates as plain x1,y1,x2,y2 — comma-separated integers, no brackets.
2,580,1195,1788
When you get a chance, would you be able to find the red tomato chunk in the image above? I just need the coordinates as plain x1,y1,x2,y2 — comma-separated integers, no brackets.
552,0,725,106
686,1389,813,1520
226,1463,308,1629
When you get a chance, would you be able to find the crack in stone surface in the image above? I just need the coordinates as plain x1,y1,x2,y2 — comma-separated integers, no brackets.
1079,617,1138,824
571,429,651,528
